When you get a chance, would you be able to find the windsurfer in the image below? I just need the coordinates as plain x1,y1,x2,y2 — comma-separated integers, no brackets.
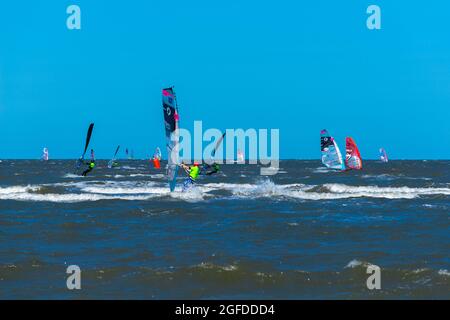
181,162,200,191
82,160,95,176
82,149,96,176
203,162,220,176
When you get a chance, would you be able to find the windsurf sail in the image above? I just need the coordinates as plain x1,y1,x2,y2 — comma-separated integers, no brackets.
42,148,49,161
126,148,129,159
76,123,94,169
212,132,226,158
154,147,162,160
237,149,244,163
152,147,162,169
108,145,120,168
379,148,388,163
162,87,180,192
320,129,344,170
345,137,363,170
114,145,120,158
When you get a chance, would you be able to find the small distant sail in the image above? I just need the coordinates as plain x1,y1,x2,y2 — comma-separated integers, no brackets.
162,87,180,191
379,148,388,163
42,148,49,161
237,149,244,164
345,137,363,170
154,147,162,160
152,147,162,169
126,148,129,159
320,129,344,170
108,145,120,168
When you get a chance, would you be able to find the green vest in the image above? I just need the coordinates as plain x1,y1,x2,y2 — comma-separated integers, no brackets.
189,166,200,180
90,162,95,169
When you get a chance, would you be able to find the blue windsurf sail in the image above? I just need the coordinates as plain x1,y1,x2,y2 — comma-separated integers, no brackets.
162,87,180,192
320,129,344,170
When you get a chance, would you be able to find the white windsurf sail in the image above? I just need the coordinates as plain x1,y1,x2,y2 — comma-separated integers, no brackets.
320,129,344,170
237,149,244,164
379,148,388,163
42,148,49,161
154,147,162,160
108,145,120,168
162,87,180,192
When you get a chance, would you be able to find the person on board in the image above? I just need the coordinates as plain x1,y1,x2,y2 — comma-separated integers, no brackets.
108,160,119,168
82,149,96,176
180,161,201,191
82,160,95,176
203,162,220,176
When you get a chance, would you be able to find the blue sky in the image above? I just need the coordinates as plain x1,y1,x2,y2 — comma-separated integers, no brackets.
0,1,449,159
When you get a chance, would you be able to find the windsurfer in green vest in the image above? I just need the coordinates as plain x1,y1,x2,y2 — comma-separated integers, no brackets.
82,160,95,176
82,149,96,176
181,161,200,191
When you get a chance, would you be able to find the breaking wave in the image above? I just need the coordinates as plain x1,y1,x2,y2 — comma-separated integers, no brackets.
1,179,449,203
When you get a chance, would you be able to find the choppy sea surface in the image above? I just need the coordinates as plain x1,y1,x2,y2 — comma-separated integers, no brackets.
0,160,449,299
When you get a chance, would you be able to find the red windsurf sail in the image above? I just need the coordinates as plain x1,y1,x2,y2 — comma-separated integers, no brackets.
345,137,362,170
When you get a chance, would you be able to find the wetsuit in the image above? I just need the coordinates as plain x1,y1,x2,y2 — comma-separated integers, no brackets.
82,161,95,176
182,165,200,191
204,163,220,176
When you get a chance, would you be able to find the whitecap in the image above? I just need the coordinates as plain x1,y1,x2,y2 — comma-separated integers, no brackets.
438,269,450,276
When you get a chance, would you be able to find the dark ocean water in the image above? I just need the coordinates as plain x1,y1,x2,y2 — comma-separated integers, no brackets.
0,160,449,299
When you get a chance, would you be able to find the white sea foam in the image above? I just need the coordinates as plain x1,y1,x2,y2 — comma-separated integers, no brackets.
345,259,364,268
438,269,450,276
80,185,167,195
1,179,449,203
62,173,83,179
320,184,450,198
362,174,432,181
223,181,450,200
312,167,336,173
169,188,207,201
0,185,39,194
0,192,159,203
